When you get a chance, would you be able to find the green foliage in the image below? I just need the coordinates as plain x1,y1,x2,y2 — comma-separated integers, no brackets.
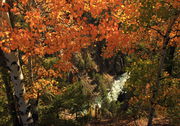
72,50,97,72
124,57,157,118
38,81,91,125
172,48,180,77
109,101,121,117
124,51,180,124
43,57,59,69
139,0,179,26
126,57,157,88
159,75,180,125
60,82,90,113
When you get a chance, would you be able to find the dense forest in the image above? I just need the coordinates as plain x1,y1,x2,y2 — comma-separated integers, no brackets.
0,0,179,126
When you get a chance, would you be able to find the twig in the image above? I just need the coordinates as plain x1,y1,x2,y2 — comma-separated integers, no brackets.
148,27,165,37
170,35,180,39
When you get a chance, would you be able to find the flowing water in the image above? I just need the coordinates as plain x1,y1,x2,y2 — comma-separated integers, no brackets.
107,72,130,102
93,72,130,109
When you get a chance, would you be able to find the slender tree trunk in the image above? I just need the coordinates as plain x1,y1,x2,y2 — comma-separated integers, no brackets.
0,0,34,125
28,56,39,125
147,15,179,126
2,69,21,126
0,50,21,126
3,52,34,126
28,56,33,86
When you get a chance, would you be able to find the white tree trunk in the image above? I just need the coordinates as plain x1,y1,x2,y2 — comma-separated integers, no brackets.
0,0,33,125
4,52,34,126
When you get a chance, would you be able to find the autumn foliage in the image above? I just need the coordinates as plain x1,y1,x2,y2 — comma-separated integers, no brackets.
0,0,179,125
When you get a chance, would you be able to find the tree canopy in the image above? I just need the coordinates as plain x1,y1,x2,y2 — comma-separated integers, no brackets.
0,0,179,126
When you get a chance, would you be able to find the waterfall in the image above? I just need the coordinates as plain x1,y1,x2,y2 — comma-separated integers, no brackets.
107,72,130,102
86,72,129,117
92,72,129,109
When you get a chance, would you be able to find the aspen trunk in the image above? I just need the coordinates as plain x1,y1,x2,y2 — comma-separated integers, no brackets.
28,56,33,86
0,0,34,125
0,50,20,126
28,56,39,125
2,71,21,126
4,52,34,126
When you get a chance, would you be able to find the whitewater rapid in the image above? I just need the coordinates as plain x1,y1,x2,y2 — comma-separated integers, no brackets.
107,72,130,102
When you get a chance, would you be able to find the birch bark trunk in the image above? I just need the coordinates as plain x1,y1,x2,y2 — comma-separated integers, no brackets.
0,0,34,125
0,50,20,126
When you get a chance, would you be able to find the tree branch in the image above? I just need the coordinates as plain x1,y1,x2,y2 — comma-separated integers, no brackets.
148,27,165,37
170,34,180,39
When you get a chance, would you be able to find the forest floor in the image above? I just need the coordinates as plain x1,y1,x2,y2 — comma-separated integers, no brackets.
85,116,172,126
